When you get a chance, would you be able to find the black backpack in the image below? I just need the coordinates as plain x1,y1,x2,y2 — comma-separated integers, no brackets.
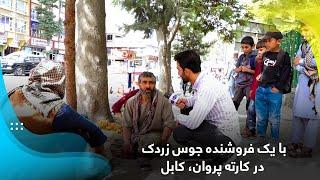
277,50,293,94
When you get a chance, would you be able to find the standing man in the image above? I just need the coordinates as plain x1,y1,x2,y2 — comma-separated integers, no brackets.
288,36,319,158
173,50,241,163
122,72,176,171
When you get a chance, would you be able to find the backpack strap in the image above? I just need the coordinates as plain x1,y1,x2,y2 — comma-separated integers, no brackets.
249,54,256,69
236,54,246,67
276,49,286,66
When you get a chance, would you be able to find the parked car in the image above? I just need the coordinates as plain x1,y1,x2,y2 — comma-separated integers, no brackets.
1,52,45,76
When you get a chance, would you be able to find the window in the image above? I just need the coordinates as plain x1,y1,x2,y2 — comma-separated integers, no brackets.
0,15,13,31
134,60,142,66
31,9,38,20
107,34,113,41
26,57,42,63
16,0,27,14
32,29,44,38
16,20,27,33
0,0,12,9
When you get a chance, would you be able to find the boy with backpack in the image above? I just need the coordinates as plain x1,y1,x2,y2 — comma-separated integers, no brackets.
242,40,267,138
255,31,292,145
233,36,257,112
233,36,257,136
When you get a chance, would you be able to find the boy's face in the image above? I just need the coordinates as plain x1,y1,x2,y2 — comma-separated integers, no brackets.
241,44,253,55
265,38,281,51
257,47,267,59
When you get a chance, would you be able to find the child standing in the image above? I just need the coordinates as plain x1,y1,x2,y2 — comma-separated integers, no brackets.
233,36,257,136
242,40,266,138
233,36,257,111
255,31,292,145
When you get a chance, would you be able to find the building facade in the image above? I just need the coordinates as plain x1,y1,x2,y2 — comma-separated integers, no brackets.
0,0,30,56
234,21,276,52
0,0,65,57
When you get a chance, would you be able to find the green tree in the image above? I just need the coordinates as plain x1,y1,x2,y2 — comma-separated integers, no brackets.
36,0,62,42
114,0,249,93
173,22,214,56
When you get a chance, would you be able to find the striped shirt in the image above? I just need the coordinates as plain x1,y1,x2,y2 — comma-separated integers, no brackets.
176,71,241,145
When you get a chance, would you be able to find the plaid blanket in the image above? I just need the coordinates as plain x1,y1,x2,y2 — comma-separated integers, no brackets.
21,60,65,118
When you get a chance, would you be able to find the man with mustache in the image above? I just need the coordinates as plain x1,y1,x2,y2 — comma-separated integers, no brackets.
122,72,176,171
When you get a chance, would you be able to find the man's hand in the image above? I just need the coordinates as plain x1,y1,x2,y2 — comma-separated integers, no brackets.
271,87,279,93
235,66,242,73
249,90,252,97
293,57,301,66
176,98,187,109
308,70,317,76
241,66,249,72
256,73,262,81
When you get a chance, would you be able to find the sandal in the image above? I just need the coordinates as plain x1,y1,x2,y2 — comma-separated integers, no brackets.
241,127,250,137
242,130,256,138
286,143,303,152
288,146,312,158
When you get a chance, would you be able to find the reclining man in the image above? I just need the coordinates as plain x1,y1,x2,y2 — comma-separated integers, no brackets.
8,60,108,158
122,71,176,171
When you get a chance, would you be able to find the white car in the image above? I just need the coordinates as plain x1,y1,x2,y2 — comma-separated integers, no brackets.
1,52,45,76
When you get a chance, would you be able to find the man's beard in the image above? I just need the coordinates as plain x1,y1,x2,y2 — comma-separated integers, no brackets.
181,75,189,83
141,88,155,98
182,78,188,84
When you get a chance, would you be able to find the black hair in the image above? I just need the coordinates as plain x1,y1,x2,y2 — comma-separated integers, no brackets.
256,40,266,49
241,36,254,47
174,50,201,73
138,71,156,83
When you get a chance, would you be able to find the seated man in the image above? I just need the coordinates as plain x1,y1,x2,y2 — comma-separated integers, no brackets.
173,50,241,164
122,72,176,171
8,60,108,158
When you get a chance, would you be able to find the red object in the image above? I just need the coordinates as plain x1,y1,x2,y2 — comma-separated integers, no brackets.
250,60,263,100
111,89,139,113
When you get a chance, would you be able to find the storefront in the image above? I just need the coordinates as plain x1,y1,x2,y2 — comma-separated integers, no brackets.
0,36,6,56
28,37,48,55
52,40,65,55
4,38,19,56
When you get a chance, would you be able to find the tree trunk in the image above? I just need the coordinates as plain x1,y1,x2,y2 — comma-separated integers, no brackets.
156,28,173,94
166,43,174,92
64,0,77,110
75,0,112,121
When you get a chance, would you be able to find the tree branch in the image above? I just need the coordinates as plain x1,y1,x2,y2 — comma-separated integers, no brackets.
168,16,181,45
